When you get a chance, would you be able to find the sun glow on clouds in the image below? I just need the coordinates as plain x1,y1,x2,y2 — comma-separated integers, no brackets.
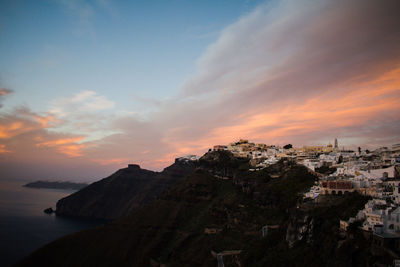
0,91,113,159
0,144,10,154
0,106,87,157
176,65,400,151
36,136,86,157
32,90,118,158
57,144,85,157
0,0,400,178
148,0,400,162
0,121,25,139
0,111,57,141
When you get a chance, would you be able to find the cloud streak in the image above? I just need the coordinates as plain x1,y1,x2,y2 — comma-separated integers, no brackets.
50,90,115,116
0,89,12,96
0,88,13,108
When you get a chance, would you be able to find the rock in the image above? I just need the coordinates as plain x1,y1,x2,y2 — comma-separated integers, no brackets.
128,164,141,170
43,207,54,214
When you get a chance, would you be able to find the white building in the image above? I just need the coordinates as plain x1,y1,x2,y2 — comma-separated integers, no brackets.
360,199,400,236
302,159,322,171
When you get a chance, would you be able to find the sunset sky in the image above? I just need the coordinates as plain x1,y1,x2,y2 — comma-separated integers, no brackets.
0,0,399,181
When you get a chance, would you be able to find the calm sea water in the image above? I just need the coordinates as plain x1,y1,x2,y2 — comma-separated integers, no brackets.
0,179,102,267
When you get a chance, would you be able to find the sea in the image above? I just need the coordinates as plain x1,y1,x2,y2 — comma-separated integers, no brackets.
0,179,103,267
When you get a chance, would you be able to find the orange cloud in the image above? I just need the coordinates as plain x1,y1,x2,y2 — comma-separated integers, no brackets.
36,136,85,147
55,144,85,157
0,109,58,140
0,144,11,154
15,108,58,128
0,121,29,139
33,114,56,127
36,137,86,157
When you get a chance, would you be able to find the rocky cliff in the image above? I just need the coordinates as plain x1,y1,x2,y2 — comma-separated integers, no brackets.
18,151,386,266
55,160,196,220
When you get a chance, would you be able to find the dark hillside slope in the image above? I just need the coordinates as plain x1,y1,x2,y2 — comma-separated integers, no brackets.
19,153,357,267
56,160,196,220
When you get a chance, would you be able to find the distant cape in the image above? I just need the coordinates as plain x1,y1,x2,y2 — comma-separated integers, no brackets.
23,181,88,191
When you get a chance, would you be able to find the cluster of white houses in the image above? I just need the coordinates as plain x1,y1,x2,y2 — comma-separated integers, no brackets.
178,139,400,246
211,139,400,242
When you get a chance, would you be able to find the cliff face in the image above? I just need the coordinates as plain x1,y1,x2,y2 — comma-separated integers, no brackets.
55,160,196,220
279,194,392,267
18,153,322,267
18,152,386,266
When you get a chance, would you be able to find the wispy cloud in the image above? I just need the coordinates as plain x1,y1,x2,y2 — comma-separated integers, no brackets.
0,88,12,108
0,107,56,139
50,90,115,116
37,137,85,157
0,106,86,159
0,90,115,161
0,89,12,96
0,144,11,154
48,90,117,143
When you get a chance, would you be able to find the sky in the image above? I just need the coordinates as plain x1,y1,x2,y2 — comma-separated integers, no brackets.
0,0,399,182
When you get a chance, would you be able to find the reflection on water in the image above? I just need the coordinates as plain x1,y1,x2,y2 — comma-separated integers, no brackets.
0,179,102,267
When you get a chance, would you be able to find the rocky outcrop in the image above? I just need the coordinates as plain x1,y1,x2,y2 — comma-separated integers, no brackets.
55,160,196,220
43,207,54,214
395,165,400,179
286,213,314,248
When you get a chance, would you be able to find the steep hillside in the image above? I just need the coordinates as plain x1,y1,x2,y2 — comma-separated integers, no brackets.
56,160,196,220
19,152,357,267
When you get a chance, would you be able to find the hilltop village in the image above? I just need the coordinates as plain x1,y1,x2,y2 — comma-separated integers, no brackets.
180,139,400,248
19,138,400,266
